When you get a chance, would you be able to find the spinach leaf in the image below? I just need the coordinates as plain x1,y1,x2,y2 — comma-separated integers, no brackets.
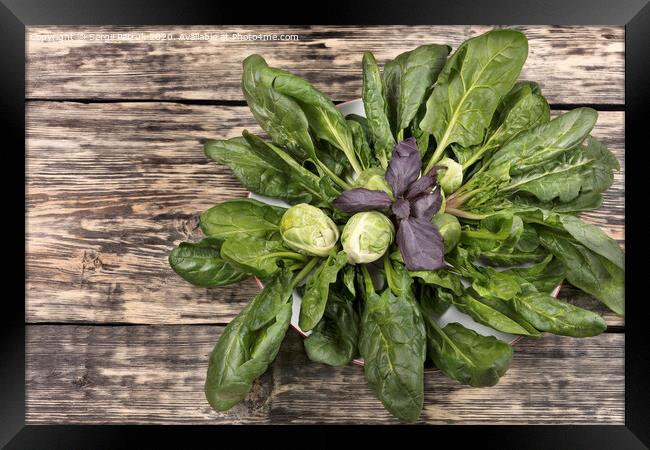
169,237,250,287
362,51,395,167
383,44,450,137
452,293,534,335
422,317,513,387
304,285,360,366
538,230,624,315
299,251,348,331
200,198,285,240
459,82,550,168
242,131,326,202
204,137,312,204
489,108,598,175
347,118,374,170
504,254,566,294
205,268,293,411
343,265,357,296
471,294,542,337
409,269,464,295
359,286,426,422
504,137,617,204
421,30,528,172
221,236,305,278
259,66,363,174
559,214,624,270
241,55,315,162
509,291,606,337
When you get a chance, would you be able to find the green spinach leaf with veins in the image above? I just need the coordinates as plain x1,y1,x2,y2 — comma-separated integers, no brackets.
362,51,395,168
304,284,360,367
383,44,450,137
200,198,285,240
299,251,348,331
359,268,426,422
420,29,528,172
421,316,513,387
241,54,315,162
258,66,363,174
220,235,305,278
204,137,312,205
169,237,250,287
205,268,293,411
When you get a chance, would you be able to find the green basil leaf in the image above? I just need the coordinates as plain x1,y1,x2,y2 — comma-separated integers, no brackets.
169,237,250,287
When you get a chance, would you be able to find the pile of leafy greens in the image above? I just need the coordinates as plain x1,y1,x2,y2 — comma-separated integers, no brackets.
168,29,624,422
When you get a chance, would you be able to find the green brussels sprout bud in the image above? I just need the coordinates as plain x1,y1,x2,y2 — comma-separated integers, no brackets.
341,211,395,264
432,213,461,254
354,167,394,199
437,157,463,194
279,203,339,257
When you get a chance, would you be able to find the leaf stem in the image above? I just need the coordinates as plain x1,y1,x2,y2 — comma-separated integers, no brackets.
360,264,375,295
445,207,489,220
289,256,320,290
383,254,397,294
316,160,350,190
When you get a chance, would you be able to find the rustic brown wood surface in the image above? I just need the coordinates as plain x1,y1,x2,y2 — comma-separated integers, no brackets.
26,26,624,104
25,103,625,326
25,25,625,424
26,325,624,424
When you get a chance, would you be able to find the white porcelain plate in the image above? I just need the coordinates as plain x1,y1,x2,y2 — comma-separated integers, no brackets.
249,99,561,367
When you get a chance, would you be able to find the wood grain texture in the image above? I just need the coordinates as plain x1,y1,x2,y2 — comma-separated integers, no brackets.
26,25,624,104
26,102,624,325
25,325,624,424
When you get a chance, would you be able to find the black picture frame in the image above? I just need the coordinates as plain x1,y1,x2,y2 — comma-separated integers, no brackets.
2,0,648,447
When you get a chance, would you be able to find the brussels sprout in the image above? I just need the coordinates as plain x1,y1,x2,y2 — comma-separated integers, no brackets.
341,211,395,264
437,157,463,194
432,213,461,254
354,167,394,199
279,204,339,257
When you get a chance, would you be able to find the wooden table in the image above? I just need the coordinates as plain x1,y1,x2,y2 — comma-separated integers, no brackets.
25,25,625,424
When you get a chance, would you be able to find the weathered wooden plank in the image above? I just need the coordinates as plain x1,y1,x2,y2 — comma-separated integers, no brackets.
25,102,625,325
25,325,624,424
26,25,624,104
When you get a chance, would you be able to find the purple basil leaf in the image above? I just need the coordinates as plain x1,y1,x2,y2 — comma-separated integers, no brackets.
410,189,442,221
396,217,446,271
392,198,410,220
405,165,446,200
332,188,393,213
385,137,421,197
